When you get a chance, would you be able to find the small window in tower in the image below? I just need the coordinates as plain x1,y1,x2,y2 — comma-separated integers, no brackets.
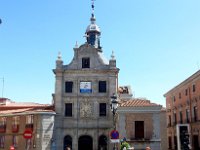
99,81,107,93
65,82,73,93
82,57,90,68
99,103,106,116
65,103,72,117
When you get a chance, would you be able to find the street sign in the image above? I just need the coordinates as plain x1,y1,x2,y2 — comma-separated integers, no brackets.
23,130,33,139
110,139,120,143
10,145,15,150
110,130,119,139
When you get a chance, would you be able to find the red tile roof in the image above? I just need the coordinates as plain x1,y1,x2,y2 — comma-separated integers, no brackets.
0,108,54,115
119,99,161,107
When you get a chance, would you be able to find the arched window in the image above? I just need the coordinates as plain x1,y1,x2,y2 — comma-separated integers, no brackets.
78,135,93,150
63,135,72,150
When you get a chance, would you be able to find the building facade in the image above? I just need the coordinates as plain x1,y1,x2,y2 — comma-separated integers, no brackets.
0,98,55,150
164,70,200,150
53,5,119,150
117,97,164,150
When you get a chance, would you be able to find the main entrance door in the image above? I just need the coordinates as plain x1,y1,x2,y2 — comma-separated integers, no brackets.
78,135,93,150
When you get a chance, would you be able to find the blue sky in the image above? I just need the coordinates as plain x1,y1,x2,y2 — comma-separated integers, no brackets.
0,0,200,106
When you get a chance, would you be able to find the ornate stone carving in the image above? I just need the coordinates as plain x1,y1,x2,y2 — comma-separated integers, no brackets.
80,100,93,118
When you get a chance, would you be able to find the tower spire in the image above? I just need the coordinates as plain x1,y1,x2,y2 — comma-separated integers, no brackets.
85,0,101,49
91,0,95,17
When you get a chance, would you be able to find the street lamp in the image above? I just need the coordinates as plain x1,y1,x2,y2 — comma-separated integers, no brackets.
110,93,119,150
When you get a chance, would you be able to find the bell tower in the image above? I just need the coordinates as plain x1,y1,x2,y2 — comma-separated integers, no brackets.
85,0,101,49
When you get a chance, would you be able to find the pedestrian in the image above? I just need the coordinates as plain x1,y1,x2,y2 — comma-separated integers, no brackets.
146,146,151,150
66,146,71,150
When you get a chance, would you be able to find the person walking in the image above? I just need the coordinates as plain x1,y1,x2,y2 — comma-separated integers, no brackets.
146,146,151,150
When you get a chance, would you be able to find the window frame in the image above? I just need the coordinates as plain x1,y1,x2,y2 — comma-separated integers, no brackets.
135,121,144,139
99,103,107,117
82,57,90,68
99,81,107,93
0,136,5,148
65,103,73,117
65,81,73,93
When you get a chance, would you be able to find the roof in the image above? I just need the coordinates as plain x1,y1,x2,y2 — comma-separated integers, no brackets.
119,99,161,107
0,106,54,115
0,99,54,116
164,69,200,97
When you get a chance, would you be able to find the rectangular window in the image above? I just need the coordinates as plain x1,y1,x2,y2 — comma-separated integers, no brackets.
135,121,144,139
65,81,73,93
173,113,177,125
25,115,34,130
99,81,107,93
179,111,183,123
173,96,176,102
12,116,19,132
65,103,72,117
82,57,90,68
193,84,196,92
186,109,190,123
168,115,171,126
0,136,5,148
194,106,198,122
99,103,106,116
13,135,18,147
185,89,188,96
168,136,172,149
179,93,181,99
174,136,177,149
0,117,6,133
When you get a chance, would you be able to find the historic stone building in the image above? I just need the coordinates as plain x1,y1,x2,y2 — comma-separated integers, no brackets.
52,3,119,150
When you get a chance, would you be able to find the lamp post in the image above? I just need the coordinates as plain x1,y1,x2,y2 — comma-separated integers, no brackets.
110,93,119,150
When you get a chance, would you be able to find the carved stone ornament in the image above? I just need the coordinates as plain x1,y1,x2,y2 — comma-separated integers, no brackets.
80,100,93,118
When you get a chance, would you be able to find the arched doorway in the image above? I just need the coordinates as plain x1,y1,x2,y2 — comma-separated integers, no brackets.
98,135,107,150
78,135,93,150
63,135,72,150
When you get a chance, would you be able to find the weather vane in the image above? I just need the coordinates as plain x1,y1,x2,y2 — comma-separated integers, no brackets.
91,0,95,16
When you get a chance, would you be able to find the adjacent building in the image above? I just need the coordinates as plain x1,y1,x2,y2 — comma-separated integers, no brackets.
118,86,167,150
164,70,200,149
0,98,55,150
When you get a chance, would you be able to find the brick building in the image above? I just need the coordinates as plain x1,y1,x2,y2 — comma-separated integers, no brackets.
164,70,200,149
0,98,55,150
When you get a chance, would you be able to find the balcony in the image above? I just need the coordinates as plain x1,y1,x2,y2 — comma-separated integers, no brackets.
0,125,6,133
25,123,33,131
12,124,19,133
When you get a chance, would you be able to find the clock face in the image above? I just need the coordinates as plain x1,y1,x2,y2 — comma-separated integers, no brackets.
80,101,92,118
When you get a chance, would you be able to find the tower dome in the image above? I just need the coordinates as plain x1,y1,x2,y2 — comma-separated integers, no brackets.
86,15,101,33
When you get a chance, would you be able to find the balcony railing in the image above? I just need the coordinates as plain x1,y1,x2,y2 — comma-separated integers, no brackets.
12,124,19,133
0,125,6,133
